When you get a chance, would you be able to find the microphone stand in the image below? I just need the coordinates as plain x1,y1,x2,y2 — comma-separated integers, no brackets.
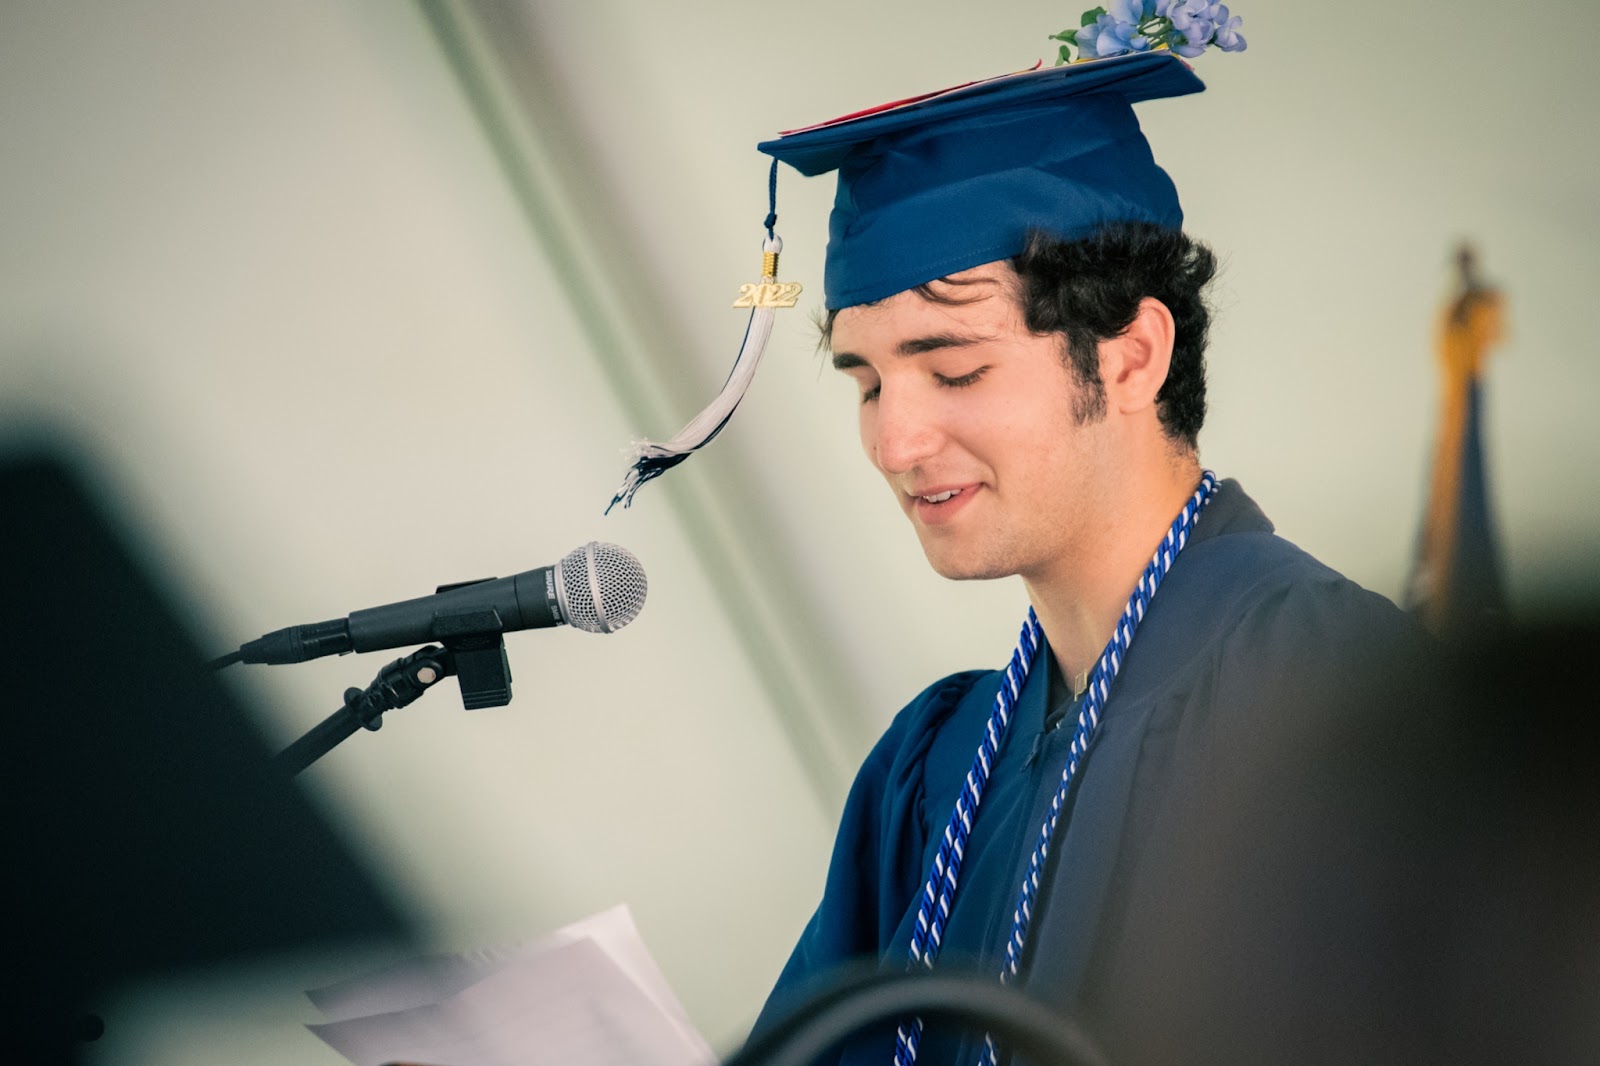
274,645,455,776
273,609,518,775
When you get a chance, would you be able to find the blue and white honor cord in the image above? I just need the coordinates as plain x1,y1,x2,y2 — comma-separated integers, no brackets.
893,471,1218,1066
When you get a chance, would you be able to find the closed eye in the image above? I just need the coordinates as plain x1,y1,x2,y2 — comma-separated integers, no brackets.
859,366,985,404
935,367,988,388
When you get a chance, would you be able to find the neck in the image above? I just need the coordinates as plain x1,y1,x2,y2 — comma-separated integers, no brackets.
1025,450,1202,682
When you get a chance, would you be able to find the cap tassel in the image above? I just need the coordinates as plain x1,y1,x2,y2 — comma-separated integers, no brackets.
606,234,797,512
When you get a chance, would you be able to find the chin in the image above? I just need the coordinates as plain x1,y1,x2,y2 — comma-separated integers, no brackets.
919,542,1015,583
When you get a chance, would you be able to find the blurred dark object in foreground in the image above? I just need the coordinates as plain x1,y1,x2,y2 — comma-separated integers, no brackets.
737,614,1598,1066
1082,612,1600,1066
0,442,413,1064
726,968,1109,1066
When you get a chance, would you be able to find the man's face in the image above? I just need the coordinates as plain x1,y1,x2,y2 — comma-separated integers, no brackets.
829,262,1117,585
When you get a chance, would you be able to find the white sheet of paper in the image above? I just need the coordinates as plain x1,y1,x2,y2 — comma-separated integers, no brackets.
305,906,714,1066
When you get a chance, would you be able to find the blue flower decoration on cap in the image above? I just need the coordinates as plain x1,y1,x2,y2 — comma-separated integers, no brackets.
1057,2,1248,61
758,51,1204,309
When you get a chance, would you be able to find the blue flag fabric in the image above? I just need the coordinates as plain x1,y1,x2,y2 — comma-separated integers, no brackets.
1405,262,1508,634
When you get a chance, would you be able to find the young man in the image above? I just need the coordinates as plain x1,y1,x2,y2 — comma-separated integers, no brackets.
743,50,1428,1066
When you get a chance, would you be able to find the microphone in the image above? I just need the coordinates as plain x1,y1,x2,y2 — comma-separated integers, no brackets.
234,542,647,665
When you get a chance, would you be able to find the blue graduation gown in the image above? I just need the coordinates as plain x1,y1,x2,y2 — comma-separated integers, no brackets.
753,480,1423,1064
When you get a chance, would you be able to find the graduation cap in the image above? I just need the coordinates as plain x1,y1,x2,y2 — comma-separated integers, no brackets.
607,49,1205,511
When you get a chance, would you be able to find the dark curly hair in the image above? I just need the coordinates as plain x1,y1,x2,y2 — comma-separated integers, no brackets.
821,222,1218,448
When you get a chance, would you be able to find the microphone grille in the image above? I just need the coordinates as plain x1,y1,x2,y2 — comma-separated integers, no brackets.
557,541,648,634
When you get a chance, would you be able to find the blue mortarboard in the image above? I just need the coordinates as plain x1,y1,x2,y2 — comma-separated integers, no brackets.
759,50,1204,309
608,50,1205,511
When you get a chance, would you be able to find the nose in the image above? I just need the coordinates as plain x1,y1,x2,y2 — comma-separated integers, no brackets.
868,383,942,476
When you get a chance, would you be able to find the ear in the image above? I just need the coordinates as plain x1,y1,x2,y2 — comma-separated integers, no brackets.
1100,297,1175,416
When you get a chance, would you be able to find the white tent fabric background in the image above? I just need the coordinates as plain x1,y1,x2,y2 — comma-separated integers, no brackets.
2,1,1596,1063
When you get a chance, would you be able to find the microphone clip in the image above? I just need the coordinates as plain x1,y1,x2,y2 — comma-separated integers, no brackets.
425,578,514,711
346,606,514,726
432,607,513,711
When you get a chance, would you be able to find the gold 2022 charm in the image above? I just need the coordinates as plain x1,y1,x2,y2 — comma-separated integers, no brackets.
732,281,804,309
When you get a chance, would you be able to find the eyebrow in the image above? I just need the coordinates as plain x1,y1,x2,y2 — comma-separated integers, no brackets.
830,331,992,371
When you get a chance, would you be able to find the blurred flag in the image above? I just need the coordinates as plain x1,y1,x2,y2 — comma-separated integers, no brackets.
1404,245,1509,634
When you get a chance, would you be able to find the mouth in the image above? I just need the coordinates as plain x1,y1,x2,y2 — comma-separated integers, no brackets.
907,484,979,524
